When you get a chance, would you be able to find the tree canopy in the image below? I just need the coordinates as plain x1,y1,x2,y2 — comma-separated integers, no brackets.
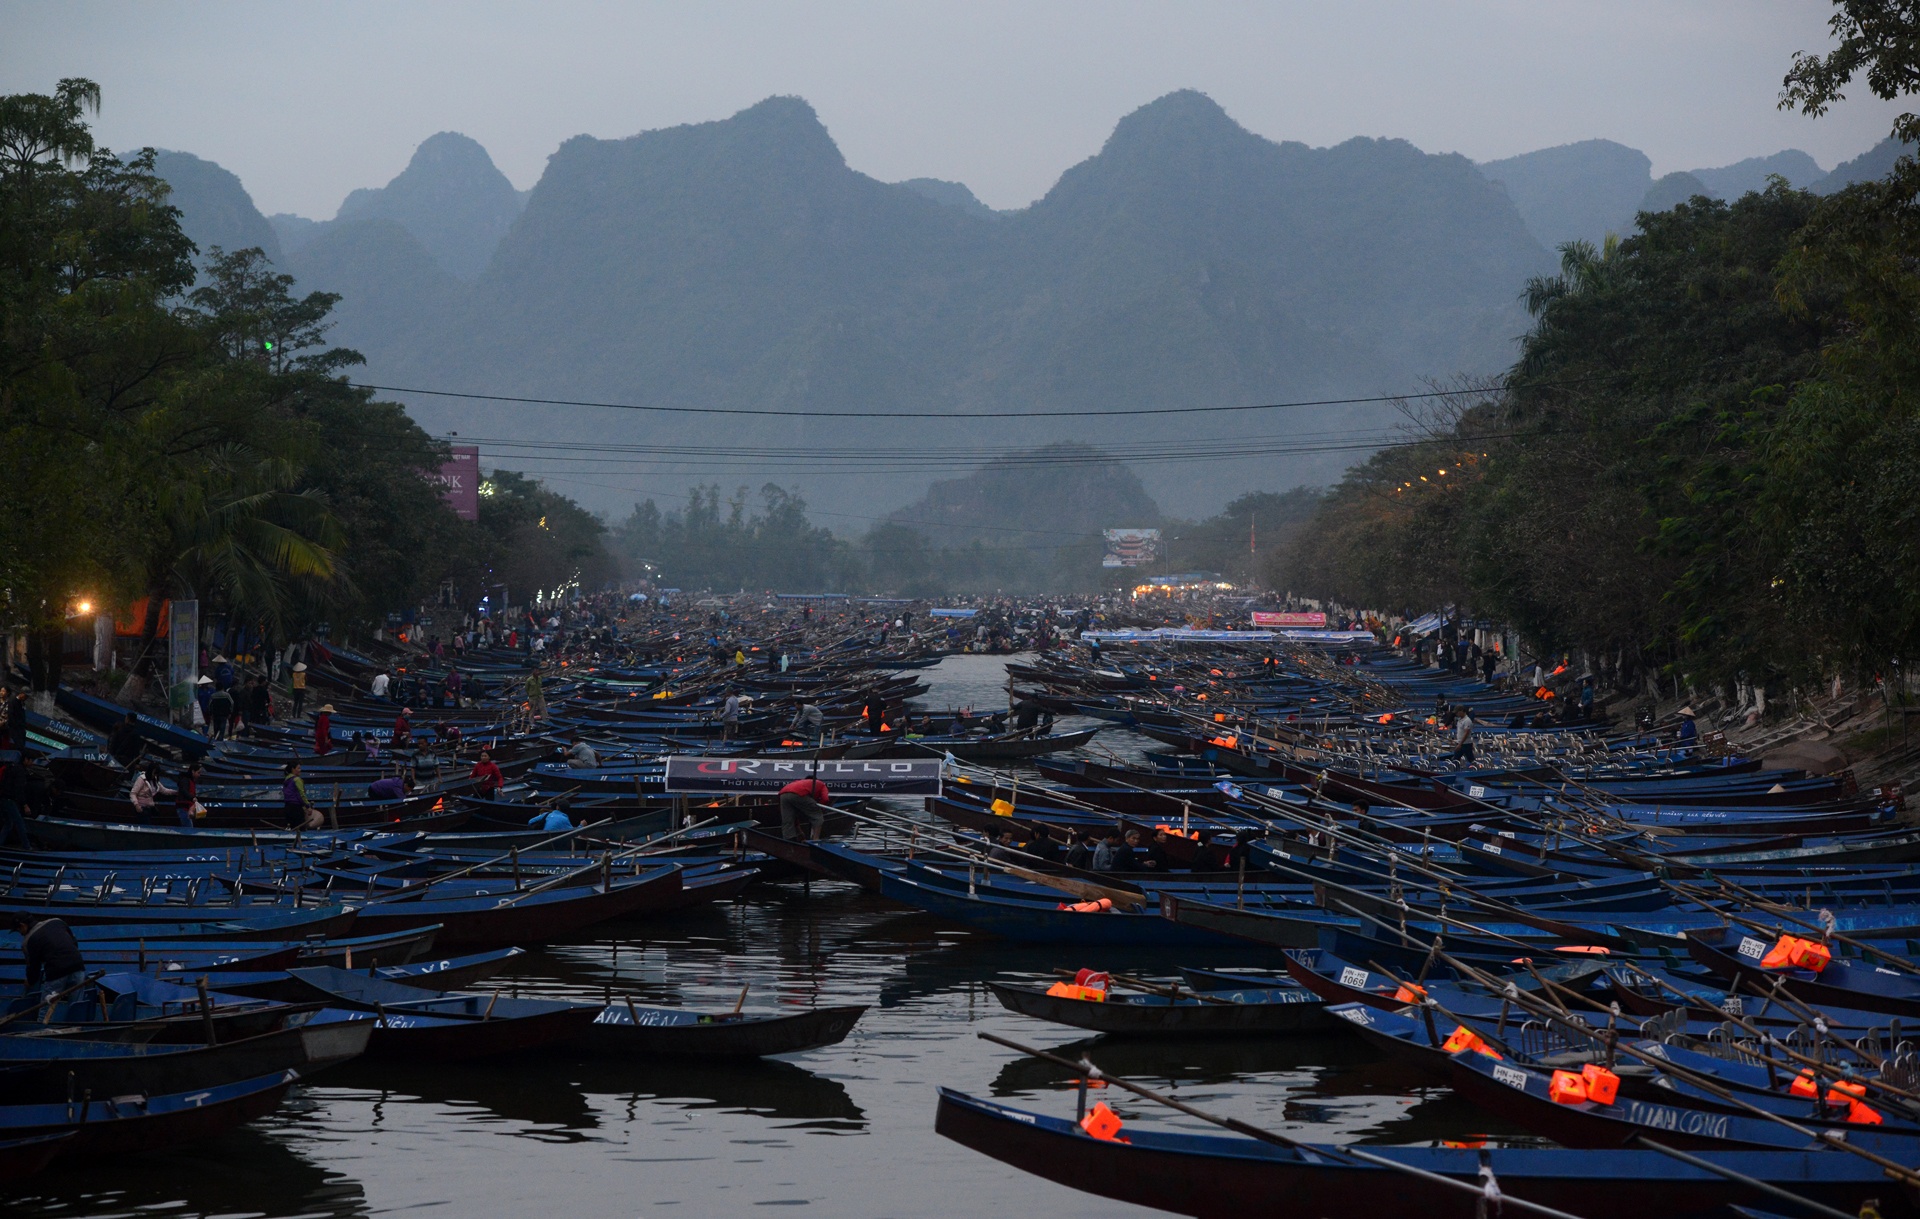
0,80,611,682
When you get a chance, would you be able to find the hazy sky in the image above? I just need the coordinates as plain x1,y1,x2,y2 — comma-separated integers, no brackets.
3,1,1908,218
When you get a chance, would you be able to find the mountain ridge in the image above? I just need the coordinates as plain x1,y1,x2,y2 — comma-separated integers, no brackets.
152,100,1910,522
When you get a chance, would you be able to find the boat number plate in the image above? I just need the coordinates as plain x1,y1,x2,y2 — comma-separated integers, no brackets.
1339,967,1369,988
1493,1065,1529,1090
1736,936,1768,959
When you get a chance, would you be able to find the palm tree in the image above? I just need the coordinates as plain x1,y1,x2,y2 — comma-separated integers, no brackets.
122,446,341,703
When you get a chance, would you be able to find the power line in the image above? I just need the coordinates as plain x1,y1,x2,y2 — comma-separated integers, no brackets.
359,381,1504,420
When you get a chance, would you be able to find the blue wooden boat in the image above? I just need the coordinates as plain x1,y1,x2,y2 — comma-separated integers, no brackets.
934,1089,1912,1218
0,1132,74,1183
347,863,686,949
53,686,212,758
284,966,601,1060
573,1001,866,1057
876,873,1227,946
159,947,523,1002
1684,926,1920,1019
0,1010,372,1100
0,1069,299,1160
985,979,1333,1035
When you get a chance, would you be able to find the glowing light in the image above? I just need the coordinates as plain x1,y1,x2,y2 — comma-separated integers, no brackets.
73,599,92,614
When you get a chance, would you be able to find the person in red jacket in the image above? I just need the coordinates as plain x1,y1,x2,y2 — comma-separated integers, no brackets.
778,775,831,841
313,705,334,756
392,707,413,749
468,748,503,799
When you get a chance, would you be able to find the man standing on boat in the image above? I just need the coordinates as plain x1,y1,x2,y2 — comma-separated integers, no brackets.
313,704,335,756
1445,707,1475,765
282,761,321,829
789,702,825,742
10,912,83,1000
779,773,831,841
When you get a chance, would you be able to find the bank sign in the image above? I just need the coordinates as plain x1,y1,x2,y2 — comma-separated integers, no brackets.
663,757,944,795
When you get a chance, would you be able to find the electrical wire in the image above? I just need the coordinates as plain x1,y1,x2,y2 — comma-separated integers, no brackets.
359,381,1506,420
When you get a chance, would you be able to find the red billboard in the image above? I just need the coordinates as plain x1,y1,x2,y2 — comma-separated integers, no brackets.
437,446,480,521
1252,611,1327,628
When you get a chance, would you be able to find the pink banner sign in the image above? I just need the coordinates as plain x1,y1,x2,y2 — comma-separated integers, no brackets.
1252,611,1326,628
437,446,480,521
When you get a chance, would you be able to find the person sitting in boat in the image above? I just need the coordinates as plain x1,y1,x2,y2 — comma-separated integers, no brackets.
391,708,414,749
469,748,504,799
1063,831,1096,871
529,807,574,833
368,772,413,801
778,774,832,841
565,737,600,768
10,912,83,1000
1111,828,1162,871
988,830,1024,863
1142,829,1174,871
1090,829,1126,872
1675,706,1698,747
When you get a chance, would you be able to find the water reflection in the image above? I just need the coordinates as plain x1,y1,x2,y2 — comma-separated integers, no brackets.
6,1123,369,1219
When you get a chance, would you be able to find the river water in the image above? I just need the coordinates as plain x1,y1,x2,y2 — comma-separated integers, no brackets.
9,654,1496,1218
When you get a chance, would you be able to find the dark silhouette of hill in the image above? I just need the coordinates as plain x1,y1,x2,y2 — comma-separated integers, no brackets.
1478,139,1652,250
1640,171,1711,214
884,443,1160,548
152,150,283,267
284,219,464,368
331,132,528,278
1812,136,1912,193
897,178,1002,219
1480,142,1835,250
268,133,525,279
1690,150,1823,197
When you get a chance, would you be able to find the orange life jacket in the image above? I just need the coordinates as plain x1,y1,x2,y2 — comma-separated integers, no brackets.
1760,935,1831,972
1056,898,1114,914
1440,1025,1502,1059
1080,1101,1126,1141
1580,1063,1620,1105
1549,1070,1589,1105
